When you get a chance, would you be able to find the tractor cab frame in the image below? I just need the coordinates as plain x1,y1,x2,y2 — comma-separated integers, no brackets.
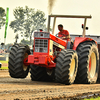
47,14,92,37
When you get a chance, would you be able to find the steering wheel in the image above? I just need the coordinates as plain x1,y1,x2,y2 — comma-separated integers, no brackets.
55,33,71,40
55,33,67,39
55,33,59,37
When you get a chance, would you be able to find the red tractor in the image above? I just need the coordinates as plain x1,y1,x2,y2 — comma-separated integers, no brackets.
8,15,99,85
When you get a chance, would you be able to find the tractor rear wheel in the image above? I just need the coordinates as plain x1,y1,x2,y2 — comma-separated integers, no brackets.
75,42,99,84
9,44,30,78
55,49,78,84
30,65,53,81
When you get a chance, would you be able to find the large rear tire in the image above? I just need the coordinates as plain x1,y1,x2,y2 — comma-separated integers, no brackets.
8,44,30,78
75,42,99,84
55,49,78,84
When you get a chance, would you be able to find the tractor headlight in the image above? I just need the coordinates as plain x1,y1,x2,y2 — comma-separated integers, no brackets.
34,32,50,38
34,33,39,37
43,48,47,52
35,47,47,53
44,33,50,38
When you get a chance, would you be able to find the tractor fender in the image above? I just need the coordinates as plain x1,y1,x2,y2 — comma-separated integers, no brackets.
73,37,97,50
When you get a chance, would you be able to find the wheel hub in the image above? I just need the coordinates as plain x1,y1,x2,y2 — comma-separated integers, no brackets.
23,53,28,71
89,52,96,78
70,58,75,78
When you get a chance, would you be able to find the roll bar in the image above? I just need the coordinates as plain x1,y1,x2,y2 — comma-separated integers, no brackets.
47,15,92,37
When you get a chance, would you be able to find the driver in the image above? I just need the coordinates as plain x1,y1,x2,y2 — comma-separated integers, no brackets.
58,24,70,40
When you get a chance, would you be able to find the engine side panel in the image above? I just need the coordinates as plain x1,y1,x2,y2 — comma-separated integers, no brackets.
50,34,66,47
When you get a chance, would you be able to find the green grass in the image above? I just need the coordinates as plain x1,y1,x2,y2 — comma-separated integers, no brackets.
84,97,100,100
0,61,8,63
0,60,8,70
0,67,8,70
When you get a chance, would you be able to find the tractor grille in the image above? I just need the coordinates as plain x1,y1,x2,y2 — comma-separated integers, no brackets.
35,39,48,53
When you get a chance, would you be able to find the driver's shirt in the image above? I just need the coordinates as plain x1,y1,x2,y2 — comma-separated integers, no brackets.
58,30,69,38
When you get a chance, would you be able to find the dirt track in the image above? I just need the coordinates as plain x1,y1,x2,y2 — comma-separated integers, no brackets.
0,70,100,100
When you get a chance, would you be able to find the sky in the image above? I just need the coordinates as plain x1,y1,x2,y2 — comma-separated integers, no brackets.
0,0,100,44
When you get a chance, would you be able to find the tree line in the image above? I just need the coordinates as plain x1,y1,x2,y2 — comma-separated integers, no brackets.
0,6,47,45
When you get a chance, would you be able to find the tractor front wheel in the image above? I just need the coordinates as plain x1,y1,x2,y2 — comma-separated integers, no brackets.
55,49,78,84
30,65,53,81
8,44,30,78
8,44,19,77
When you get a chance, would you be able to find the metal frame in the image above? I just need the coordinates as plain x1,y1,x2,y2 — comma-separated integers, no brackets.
47,15,92,37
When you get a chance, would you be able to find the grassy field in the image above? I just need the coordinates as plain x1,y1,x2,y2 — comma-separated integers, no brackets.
84,97,100,100
0,61,8,63
0,60,8,70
